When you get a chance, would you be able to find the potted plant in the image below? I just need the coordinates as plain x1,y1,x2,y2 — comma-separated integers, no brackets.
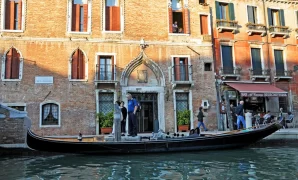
97,111,114,134
177,110,191,132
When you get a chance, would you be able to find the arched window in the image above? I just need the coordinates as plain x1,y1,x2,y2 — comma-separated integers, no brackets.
71,49,85,79
40,102,60,127
4,48,20,79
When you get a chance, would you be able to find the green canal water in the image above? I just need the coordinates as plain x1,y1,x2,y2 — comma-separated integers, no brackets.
0,146,298,180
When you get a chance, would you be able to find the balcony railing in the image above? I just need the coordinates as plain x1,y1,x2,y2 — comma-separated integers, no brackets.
216,20,238,34
274,69,293,81
246,23,266,36
95,64,116,83
219,66,241,80
269,26,289,38
249,68,270,81
171,65,193,88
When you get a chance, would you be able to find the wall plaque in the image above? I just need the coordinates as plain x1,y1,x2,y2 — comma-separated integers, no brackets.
35,76,54,84
137,70,147,83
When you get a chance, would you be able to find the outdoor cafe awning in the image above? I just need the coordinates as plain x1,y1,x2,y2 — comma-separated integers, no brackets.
226,83,288,97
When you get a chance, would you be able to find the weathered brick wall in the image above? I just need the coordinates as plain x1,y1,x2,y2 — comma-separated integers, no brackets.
0,108,25,144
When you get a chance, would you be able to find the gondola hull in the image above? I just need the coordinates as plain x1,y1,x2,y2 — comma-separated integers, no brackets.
26,123,281,154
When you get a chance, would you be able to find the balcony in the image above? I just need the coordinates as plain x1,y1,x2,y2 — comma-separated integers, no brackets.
274,70,293,81
269,26,289,38
219,67,241,80
246,23,266,37
171,65,193,88
249,68,270,81
95,64,117,84
216,20,238,34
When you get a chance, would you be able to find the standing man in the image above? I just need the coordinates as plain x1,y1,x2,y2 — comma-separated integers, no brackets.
126,93,138,137
235,100,245,129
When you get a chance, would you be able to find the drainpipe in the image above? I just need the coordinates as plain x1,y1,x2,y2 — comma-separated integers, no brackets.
262,0,271,84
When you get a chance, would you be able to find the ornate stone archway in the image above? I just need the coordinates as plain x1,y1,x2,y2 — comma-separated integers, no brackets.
120,51,165,87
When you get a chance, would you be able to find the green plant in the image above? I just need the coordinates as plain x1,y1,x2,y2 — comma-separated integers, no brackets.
177,110,190,126
97,111,114,128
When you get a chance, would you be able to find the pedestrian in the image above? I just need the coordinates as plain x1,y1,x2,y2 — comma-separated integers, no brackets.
120,101,127,136
197,107,208,131
112,101,121,135
172,21,178,33
235,100,245,129
126,93,138,137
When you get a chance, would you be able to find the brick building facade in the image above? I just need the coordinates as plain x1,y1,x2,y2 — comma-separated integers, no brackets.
0,0,217,136
211,0,298,129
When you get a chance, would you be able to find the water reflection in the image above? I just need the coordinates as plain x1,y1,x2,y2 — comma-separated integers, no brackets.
0,147,298,180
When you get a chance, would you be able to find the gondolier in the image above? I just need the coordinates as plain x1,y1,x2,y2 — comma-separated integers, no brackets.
126,93,138,137
236,100,245,129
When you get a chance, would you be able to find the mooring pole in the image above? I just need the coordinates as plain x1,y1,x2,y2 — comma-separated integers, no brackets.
224,91,234,131
114,104,121,142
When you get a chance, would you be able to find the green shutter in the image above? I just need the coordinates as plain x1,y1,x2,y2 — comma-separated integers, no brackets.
247,6,254,23
279,9,285,26
228,3,235,21
267,8,272,26
215,1,220,19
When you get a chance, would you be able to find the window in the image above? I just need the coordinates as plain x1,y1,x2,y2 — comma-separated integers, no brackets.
215,1,235,20
70,49,86,80
274,50,285,76
40,102,60,126
267,8,285,26
251,48,262,75
173,57,189,81
67,0,91,33
221,46,234,74
2,103,26,111
247,6,258,24
199,0,206,4
204,63,212,71
98,93,114,114
1,47,23,80
200,15,208,35
176,92,189,112
105,0,121,31
169,0,190,34
279,97,288,112
2,0,23,31
96,55,115,81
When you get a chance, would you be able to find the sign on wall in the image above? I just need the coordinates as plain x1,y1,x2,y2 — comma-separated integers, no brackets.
241,92,287,97
35,76,54,84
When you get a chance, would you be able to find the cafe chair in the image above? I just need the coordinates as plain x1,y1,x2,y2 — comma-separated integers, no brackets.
285,114,295,128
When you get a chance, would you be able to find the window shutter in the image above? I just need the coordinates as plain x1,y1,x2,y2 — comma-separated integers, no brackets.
111,56,115,80
279,9,285,26
174,57,180,81
5,49,12,79
18,0,22,30
9,0,15,30
183,8,190,34
72,50,78,79
184,58,189,81
11,49,20,79
5,0,11,29
247,6,254,23
75,5,80,31
105,7,111,30
168,8,173,33
79,50,85,79
267,8,272,26
71,3,76,31
83,4,88,32
200,15,208,35
215,1,220,19
112,6,120,31
97,56,101,80
228,3,235,21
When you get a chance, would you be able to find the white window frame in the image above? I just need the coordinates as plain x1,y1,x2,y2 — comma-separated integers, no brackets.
1,47,24,82
0,0,26,33
198,13,211,35
170,55,192,82
95,89,117,135
68,48,88,81
66,0,92,35
102,0,124,33
173,90,193,132
2,103,26,111
168,0,190,36
40,101,61,128
246,5,259,24
219,42,236,69
249,44,264,70
95,52,117,81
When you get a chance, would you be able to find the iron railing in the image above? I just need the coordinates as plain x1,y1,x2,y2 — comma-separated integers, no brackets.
246,23,266,31
275,69,293,77
249,68,270,76
172,65,193,81
95,64,115,81
216,20,238,28
269,26,289,33
219,67,241,75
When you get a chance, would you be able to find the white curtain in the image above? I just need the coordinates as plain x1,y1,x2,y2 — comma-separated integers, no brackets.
51,104,59,119
43,104,51,120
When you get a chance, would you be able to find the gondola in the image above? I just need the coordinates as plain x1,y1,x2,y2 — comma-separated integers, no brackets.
26,123,281,154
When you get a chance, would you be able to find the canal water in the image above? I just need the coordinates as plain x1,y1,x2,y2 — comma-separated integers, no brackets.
1,146,298,180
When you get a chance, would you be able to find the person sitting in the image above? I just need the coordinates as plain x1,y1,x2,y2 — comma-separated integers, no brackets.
263,111,271,124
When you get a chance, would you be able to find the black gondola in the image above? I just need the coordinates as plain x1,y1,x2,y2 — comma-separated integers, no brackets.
26,123,281,155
